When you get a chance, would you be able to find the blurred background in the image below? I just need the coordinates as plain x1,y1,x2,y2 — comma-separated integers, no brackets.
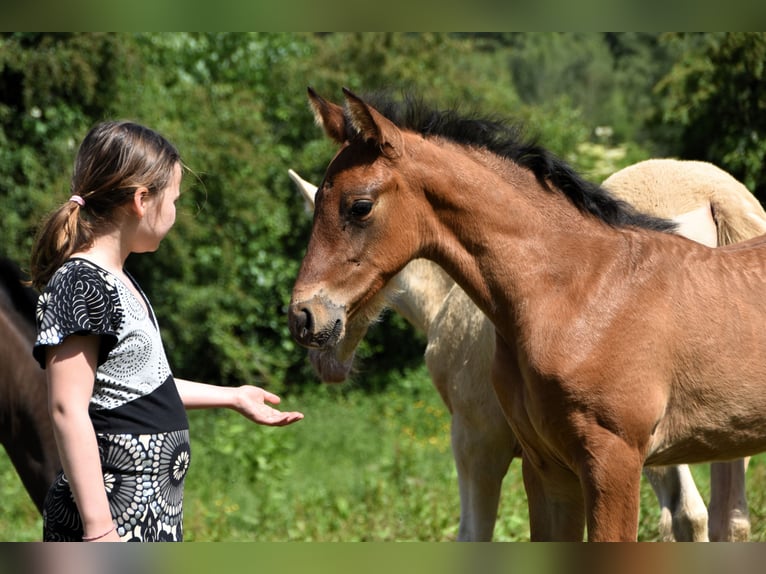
2,32,766,541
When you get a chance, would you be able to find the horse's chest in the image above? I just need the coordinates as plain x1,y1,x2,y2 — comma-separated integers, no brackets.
493,311,671,459
490,337,589,460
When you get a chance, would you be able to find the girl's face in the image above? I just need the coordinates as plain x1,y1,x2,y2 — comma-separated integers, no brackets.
134,162,182,253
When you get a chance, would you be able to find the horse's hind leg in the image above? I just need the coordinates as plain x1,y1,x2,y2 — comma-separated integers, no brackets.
642,465,708,541
709,458,750,541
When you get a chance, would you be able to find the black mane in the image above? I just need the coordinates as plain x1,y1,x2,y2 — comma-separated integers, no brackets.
348,92,676,233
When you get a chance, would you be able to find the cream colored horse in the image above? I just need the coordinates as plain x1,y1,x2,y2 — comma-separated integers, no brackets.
290,158,766,541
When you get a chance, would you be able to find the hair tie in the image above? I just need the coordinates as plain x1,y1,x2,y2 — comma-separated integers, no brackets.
69,195,85,207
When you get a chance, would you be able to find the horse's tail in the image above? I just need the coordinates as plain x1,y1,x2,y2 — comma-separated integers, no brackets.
708,185,766,246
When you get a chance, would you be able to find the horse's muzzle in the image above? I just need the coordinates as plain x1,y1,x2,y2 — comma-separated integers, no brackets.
287,297,346,349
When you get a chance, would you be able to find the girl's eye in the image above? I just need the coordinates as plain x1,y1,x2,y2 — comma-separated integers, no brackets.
350,200,373,219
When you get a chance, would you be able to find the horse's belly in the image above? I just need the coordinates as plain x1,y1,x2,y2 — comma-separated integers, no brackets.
647,407,766,465
646,320,766,464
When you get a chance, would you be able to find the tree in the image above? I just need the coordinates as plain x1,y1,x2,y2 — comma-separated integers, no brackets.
654,33,766,200
0,33,134,262
2,33,677,394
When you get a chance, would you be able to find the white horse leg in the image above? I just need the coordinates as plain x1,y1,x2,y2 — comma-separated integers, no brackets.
451,410,517,541
642,465,709,541
642,466,675,541
426,293,517,541
708,458,751,541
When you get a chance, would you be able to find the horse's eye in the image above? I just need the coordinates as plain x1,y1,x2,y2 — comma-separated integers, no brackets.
350,200,373,219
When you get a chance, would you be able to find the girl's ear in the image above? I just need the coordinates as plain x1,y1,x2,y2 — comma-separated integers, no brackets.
131,187,150,217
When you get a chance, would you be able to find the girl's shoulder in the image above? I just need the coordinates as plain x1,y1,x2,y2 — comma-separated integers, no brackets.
46,258,118,294
34,258,123,369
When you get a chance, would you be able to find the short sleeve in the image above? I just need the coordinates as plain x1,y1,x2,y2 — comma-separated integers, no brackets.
33,261,122,368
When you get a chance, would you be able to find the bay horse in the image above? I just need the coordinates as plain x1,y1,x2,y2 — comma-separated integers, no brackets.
0,257,59,514
288,88,766,541
290,160,766,541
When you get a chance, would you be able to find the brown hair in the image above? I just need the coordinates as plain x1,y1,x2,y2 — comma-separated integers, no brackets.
29,121,181,290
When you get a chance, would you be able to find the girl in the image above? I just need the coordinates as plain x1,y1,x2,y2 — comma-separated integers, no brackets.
30,120,303,542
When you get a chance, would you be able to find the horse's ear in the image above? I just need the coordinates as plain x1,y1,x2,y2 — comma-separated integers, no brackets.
308,87,347,144
288,169,318,209
342,87,403,159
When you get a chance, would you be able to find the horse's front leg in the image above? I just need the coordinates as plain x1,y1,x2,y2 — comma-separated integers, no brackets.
490,335,585,540
452,409,517,541
522,452,586,541
579,428,645,541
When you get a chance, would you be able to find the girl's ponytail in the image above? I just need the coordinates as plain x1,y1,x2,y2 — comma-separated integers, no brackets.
30,197,95,290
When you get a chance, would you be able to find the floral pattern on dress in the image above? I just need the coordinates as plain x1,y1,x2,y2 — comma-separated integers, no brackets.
34,261,120,350
43,430,190,542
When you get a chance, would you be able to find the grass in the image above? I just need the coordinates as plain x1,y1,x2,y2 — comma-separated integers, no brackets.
3,364,766,542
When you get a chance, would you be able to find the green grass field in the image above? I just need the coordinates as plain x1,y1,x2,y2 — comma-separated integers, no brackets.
3,365,766,542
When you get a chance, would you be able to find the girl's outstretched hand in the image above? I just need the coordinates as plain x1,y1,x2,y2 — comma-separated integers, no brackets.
233,385,304,426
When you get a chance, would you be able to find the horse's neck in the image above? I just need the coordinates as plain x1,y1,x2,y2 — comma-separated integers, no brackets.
388,259,455,335
419,152,628,336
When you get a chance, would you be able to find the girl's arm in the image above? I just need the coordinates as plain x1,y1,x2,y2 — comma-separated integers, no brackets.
175,379,304,426
46,335,121,542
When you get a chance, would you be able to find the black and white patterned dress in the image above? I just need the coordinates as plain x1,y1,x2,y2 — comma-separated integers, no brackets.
33,258,190,542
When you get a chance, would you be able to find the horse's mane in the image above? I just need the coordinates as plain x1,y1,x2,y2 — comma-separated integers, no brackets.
350,92,676,233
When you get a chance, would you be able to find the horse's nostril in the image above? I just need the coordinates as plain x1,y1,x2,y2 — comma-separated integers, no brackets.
289,306,315,345
288,301,344,348
300,307,314,336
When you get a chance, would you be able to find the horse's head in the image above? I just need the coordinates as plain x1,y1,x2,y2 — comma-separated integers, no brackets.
288,168,398,382
288,88,425,353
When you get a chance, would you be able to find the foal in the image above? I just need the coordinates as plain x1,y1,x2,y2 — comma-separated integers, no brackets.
288,88,766,541
291,159,765,541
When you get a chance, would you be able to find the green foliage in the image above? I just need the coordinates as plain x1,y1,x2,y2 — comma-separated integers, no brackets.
0,459,41,540
0,33,132,258
5,375,766,542
504,32,677,146
509,34,616,121
2,32,762,395
653,33,766,200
